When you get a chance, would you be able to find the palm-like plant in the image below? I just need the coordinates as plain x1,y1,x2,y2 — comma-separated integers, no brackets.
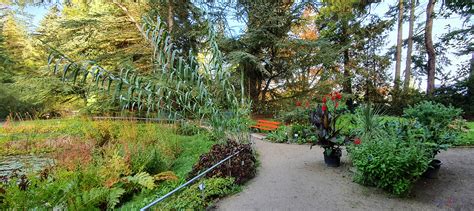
45,16,250,140
352,103,384,140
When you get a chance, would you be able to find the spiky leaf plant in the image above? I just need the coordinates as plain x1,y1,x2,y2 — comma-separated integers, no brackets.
46,17,250,140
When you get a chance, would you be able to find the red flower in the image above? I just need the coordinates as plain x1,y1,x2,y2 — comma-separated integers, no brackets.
331,95,336,101
322,97,327,103
354,138,361,145
335,102,339,109
296,101,302,107
305,101,310,108
336,92,342,100
322,104,327,112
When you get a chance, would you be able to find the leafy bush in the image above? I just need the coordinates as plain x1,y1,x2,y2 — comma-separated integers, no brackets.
157,177,239,210
403,101,462,156
290,123,316,144
158,177,239,209
279,107,310,124
348,137,431,197
266,125,289,143
403,101,462,130
187,140,256,185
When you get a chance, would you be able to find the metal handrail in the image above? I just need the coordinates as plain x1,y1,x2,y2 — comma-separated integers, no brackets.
91,116,176,123
140,149,242,211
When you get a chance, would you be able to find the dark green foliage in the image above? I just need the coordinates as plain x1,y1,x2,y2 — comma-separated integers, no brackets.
403,101,462,156
348,137,431,197
403,101,462,129
352,104,385,139
432,81,474,118
187,140,256,185
127,144,166,175
266,125,290,143
157,177,239,210
290,123,316,144
279,107,310,124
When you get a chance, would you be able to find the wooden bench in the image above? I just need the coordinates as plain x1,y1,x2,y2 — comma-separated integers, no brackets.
250,120,282,131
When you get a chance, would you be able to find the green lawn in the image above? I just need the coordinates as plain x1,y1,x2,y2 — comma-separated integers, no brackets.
455,121,474,146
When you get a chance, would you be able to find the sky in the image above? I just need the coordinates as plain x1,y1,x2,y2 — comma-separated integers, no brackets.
23,1,471,90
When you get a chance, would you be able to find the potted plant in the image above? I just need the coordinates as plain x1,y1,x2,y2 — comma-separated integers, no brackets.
309,92,345,167
403,101,462,179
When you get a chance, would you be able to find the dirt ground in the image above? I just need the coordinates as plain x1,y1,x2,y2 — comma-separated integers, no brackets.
214,134,474,210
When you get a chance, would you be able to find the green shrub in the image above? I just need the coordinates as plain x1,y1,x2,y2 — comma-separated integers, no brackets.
290,123,316,144
348,137,431,197
403,101,462,156
279,107,309,124
158,177,239,209
403,101,462,130
266,125,289,143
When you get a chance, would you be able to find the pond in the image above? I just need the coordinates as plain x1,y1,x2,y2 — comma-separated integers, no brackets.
0,155,54,177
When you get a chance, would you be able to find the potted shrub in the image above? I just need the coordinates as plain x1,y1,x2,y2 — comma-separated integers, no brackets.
309,92,345,167
403,101,462,178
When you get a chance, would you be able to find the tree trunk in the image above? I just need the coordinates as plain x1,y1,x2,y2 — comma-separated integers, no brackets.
246,66,261,106
167,0,174,35
341,23,351,95
425,0,436,95
394,0,404,90
403,0,415,91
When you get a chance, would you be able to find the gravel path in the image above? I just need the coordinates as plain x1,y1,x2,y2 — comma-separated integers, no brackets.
214,134,474,210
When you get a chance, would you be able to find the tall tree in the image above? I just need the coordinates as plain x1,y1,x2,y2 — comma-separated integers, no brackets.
403,0,415,91
220,0,296,106
394,0,403,90
425,0,436,94
317,0,388,108
2,14,35,73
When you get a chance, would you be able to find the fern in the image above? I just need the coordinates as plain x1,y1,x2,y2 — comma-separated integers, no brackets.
107,187,126,209
125,172,156,190
78,187,109,208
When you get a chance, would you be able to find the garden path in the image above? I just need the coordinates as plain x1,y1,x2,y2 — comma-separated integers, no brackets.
214,134,474,210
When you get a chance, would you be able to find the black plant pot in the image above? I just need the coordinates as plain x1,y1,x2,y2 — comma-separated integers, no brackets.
423,159,442,179
324,153,341,167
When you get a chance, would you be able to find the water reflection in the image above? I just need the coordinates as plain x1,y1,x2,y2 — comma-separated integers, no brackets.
0,155,54,177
